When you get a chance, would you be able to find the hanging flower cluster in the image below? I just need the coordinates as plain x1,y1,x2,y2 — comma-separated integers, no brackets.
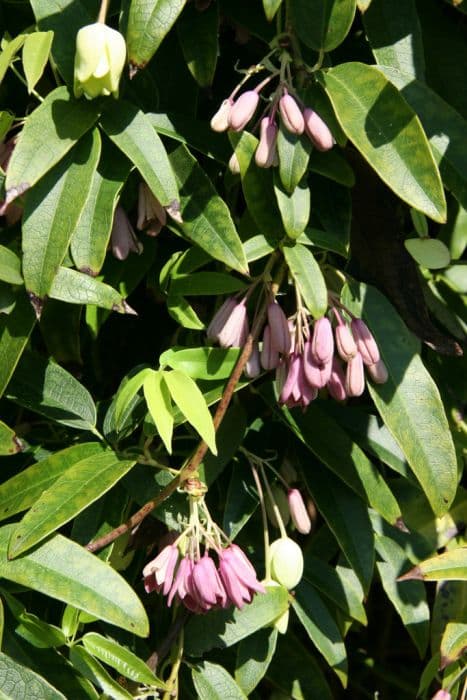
143,481,265,613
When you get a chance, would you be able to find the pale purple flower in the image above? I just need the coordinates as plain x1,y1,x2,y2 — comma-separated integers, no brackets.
366,358,388,384
345,352,365,397
110,206,142,260
288,489,311,534
255,117,278,168
279,94,305,135
210,98,233,132
351,319,380,365
137,182,166,236
191,554,227,610
303,108,334,151
334,322,358,361
431,691,451,700
310,317,334,365
245,342,261,378
279,353,301,405
207,297,249,348
143,544,179,595
303,341,332,389
327,357,347,401
296,362,318,407
167,556,195,607
207,297,237,340
218,544,265,609
228,91,259,131
268,301,292,355
261,325,281,370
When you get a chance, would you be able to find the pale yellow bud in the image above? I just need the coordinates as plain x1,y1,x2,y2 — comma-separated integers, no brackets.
269,537,304,589
74,23,126,99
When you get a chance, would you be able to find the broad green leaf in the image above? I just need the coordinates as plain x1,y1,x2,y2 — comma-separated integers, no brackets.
0,442,104,522
379,66,467,211
167,294,205,330
168,145,248,274
293,581,348,686
440,622,467,668
303,225,349,258
274,177,310,240
0,35,26,84
0,420,21,457
0,526,149,636
432,580,467,655
5,87,101,198
318,63,447,222
263,0,283,20
309,149,355,188
223,459,259,539
170,272,246,296
6,351,97,432
291,0,357,51
100,100,178,207
71,141,131,275
0,652,65,700
277,125,312,194
235,628,278,695
376,534,429,656
22,31,54,93
363,0,425,80
22,129,101,304
82,633,166,688
283,243,328,318
114,367,152,430
177,2,218,87
70,646,133,700
243,235,275,262
343,283,458,515
163,370,217,454
310,175,351,254
230,131,286,246
184,585,288,656
0,246,22,285
267,633,333,700
303,555,367,624
193,662,247,700
9,452,135,558
49,267,133,314
126,0,187,69
143,370,174,453
160,346,241,380
399,548,467,582
0,292,36,399
148,112,230,163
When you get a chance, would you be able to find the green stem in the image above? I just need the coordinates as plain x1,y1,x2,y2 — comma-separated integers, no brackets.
10,64,43,102
260,463,288,539
250,462,271,580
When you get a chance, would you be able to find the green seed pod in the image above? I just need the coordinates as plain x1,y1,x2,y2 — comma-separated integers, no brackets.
269,537,304,589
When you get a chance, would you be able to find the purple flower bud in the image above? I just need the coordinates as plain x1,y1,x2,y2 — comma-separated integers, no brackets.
303,107,334,151
143,544,179,595
335,322,358,361
268,302,292,355
245,342,261,378
279,353,301,404
228,90,259,131
217,298,249,348
228,151,241,174
210,98,233,132
218,544,265,609
345,352,365,397
261,325,281,370
327,357,347,402
137,182,166,236
207,297,238,341
279,94,305,135
311,317,334,365
255,117,278,168
351,319,380,365
431,691,451,700
110,206,142,260
297,361,318,407
288,489,312,534
303,341,332,388
366,358,388,384
191,554,227,610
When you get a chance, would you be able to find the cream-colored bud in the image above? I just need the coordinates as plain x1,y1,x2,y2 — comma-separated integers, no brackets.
269,537,304,589
210,99,233,132
74,23,126,99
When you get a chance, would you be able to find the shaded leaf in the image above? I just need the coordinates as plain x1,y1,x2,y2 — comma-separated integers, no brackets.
291,0,357,51
69,646,132,700
274,177,310,240
177,2,219,87
0,293,36,399
192,662,247,700
0,245,23,285
0,420,21,457
283,243,328,318
235,628,278,695
126,0,187,70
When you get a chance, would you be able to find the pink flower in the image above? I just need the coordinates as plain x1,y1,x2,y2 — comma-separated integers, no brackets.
255,117,278,168
288,489,311,534
334,322,358,361
191,554,227,610
303,108,334,151
167,556,195,607
279,94,305,135
345,352,365,397
351,319,380,365
229,91,259,131
310,317,334,365
207,297,249,348
245,342,261,378
267,301,292,355
210,98,233,132
110,206,142,260
261,325,280,370
279,353,301,404
143,544,179,595
218,544,265,609
327,357,347,401
137,182,166,236
303,341,332,389
431,691,451,700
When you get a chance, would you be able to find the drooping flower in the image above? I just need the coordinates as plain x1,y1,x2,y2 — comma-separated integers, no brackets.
351,319,380,365
136,182,166,237
245,342,261,378
228,91,260,131
210,98,233,132
327,357,347,402
255,117,278,168
143,544,179,595
74,22,126,99
334,320,358,361
310,317,334,365
279,93,305,135
287,488,311,534
261,325,281,370
366,358,388,384
110,206,142,260
218,544,266,609
303,108,334,151
207,296,249,348
303,341,332,389
191,554,227,610
345,351,365,397
267,301,292,355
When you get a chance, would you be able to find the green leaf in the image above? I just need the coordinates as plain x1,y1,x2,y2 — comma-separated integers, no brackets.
114,367,152,430
343,282,458,516
126,0,187,70
100,100,178,207
184,585,288,656
82,633,166,688
22,31,54,93
148,111,230,164
160,346,241,380
163,369,217,454
223,460,259,539
193,662,247,700
379,66,467,211
0,292,36,399
303,555,367,625
309,175,351,254
70,646,133,700
399,548,467,582
318,62,447,222
143,370,174,453
5,87,101,198
168,144,248,274
22,129,101,303
0,420,21,457
170,272,247,296
277,125,312,194
432,580,467,655
49,268,133,314
71,141,131,275
0,442,104,522
375,534,429,656
440,622,467,668
363,0,425,80
235,628,278,695
0,245,23,285
167,294,205,330
293,581,348,686
283,243,328,318
0,525,149,636
291,0,357,51
6,351,97,432
267,633,333,700
309,148,355,188
0,651,65,700
14,611,67,649
177,2,219,87
263,0,283,20
274,177,310,240
9,452,135,558
0,35,26,84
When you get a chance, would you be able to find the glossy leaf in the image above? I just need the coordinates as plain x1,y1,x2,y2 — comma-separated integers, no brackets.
49,267,133,314
5,87,100,198
0,525,149,637
440,622,467,668
167,294,205,330
0,420,21,457
309,148,355,188
22,129,101,302
0,652,65,699
169,272,247,296
168,145,248,274
235,628,278,695
283,243,328,318
291,0,357,51
0,245,23,285
193,661,247,700
126,0,187,70
22,31,54,93
143,370,174,453
303,555,367,624
277,125,312,194
163,369,217,454
70,646,133,700
8,452,135,557
177,2,219,87
100,100,178,207
343,283,458,516
0,443,105,522
114,367,152,430
274,177,310,240
160,346,241,380
267,633,333,700
0,294,36,399
399,548,467,582
0,35,26,83
318,62,447,222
